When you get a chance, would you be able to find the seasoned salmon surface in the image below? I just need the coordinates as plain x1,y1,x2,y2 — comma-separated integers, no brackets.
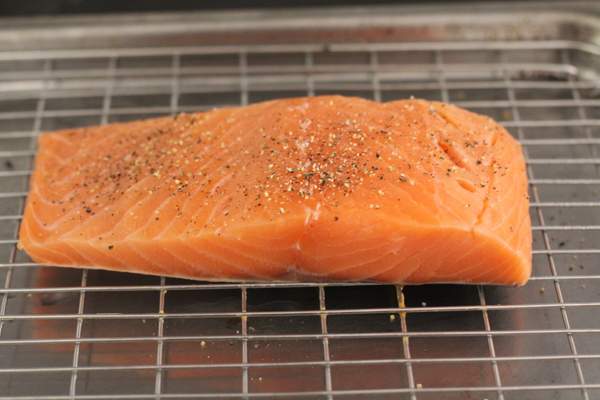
19,96,531,285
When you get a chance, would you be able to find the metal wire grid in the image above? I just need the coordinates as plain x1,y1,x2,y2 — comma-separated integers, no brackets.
0,40,598,399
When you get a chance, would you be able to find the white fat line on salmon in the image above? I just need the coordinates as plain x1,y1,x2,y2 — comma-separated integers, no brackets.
303,202,322,226
295,201,323,254
209,172,232,196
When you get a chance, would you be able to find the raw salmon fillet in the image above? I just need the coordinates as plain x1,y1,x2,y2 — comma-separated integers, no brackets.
19,96,531,285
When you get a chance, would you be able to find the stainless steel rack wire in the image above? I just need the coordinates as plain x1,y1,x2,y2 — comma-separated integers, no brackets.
1,5,600,400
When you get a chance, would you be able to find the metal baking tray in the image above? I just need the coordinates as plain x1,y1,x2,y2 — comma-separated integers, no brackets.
0,2,600,399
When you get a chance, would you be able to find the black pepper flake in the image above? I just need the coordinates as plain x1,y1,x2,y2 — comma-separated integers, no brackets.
84,207,93,214
108,245,114,250
334,216,339,222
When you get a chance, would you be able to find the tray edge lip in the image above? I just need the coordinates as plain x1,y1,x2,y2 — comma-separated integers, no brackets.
1,3,600,52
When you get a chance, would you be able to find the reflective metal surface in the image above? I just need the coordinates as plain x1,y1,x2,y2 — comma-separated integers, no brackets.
0,3,600,399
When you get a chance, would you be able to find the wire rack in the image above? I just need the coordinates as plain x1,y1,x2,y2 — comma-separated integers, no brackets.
1,20,600,400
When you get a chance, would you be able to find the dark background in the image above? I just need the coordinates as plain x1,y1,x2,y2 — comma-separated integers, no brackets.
0,0,536,16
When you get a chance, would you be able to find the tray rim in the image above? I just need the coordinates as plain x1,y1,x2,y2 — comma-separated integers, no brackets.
0,2,600,52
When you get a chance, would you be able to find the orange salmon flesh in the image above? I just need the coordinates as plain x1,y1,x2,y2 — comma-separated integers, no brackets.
19,96,531,285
